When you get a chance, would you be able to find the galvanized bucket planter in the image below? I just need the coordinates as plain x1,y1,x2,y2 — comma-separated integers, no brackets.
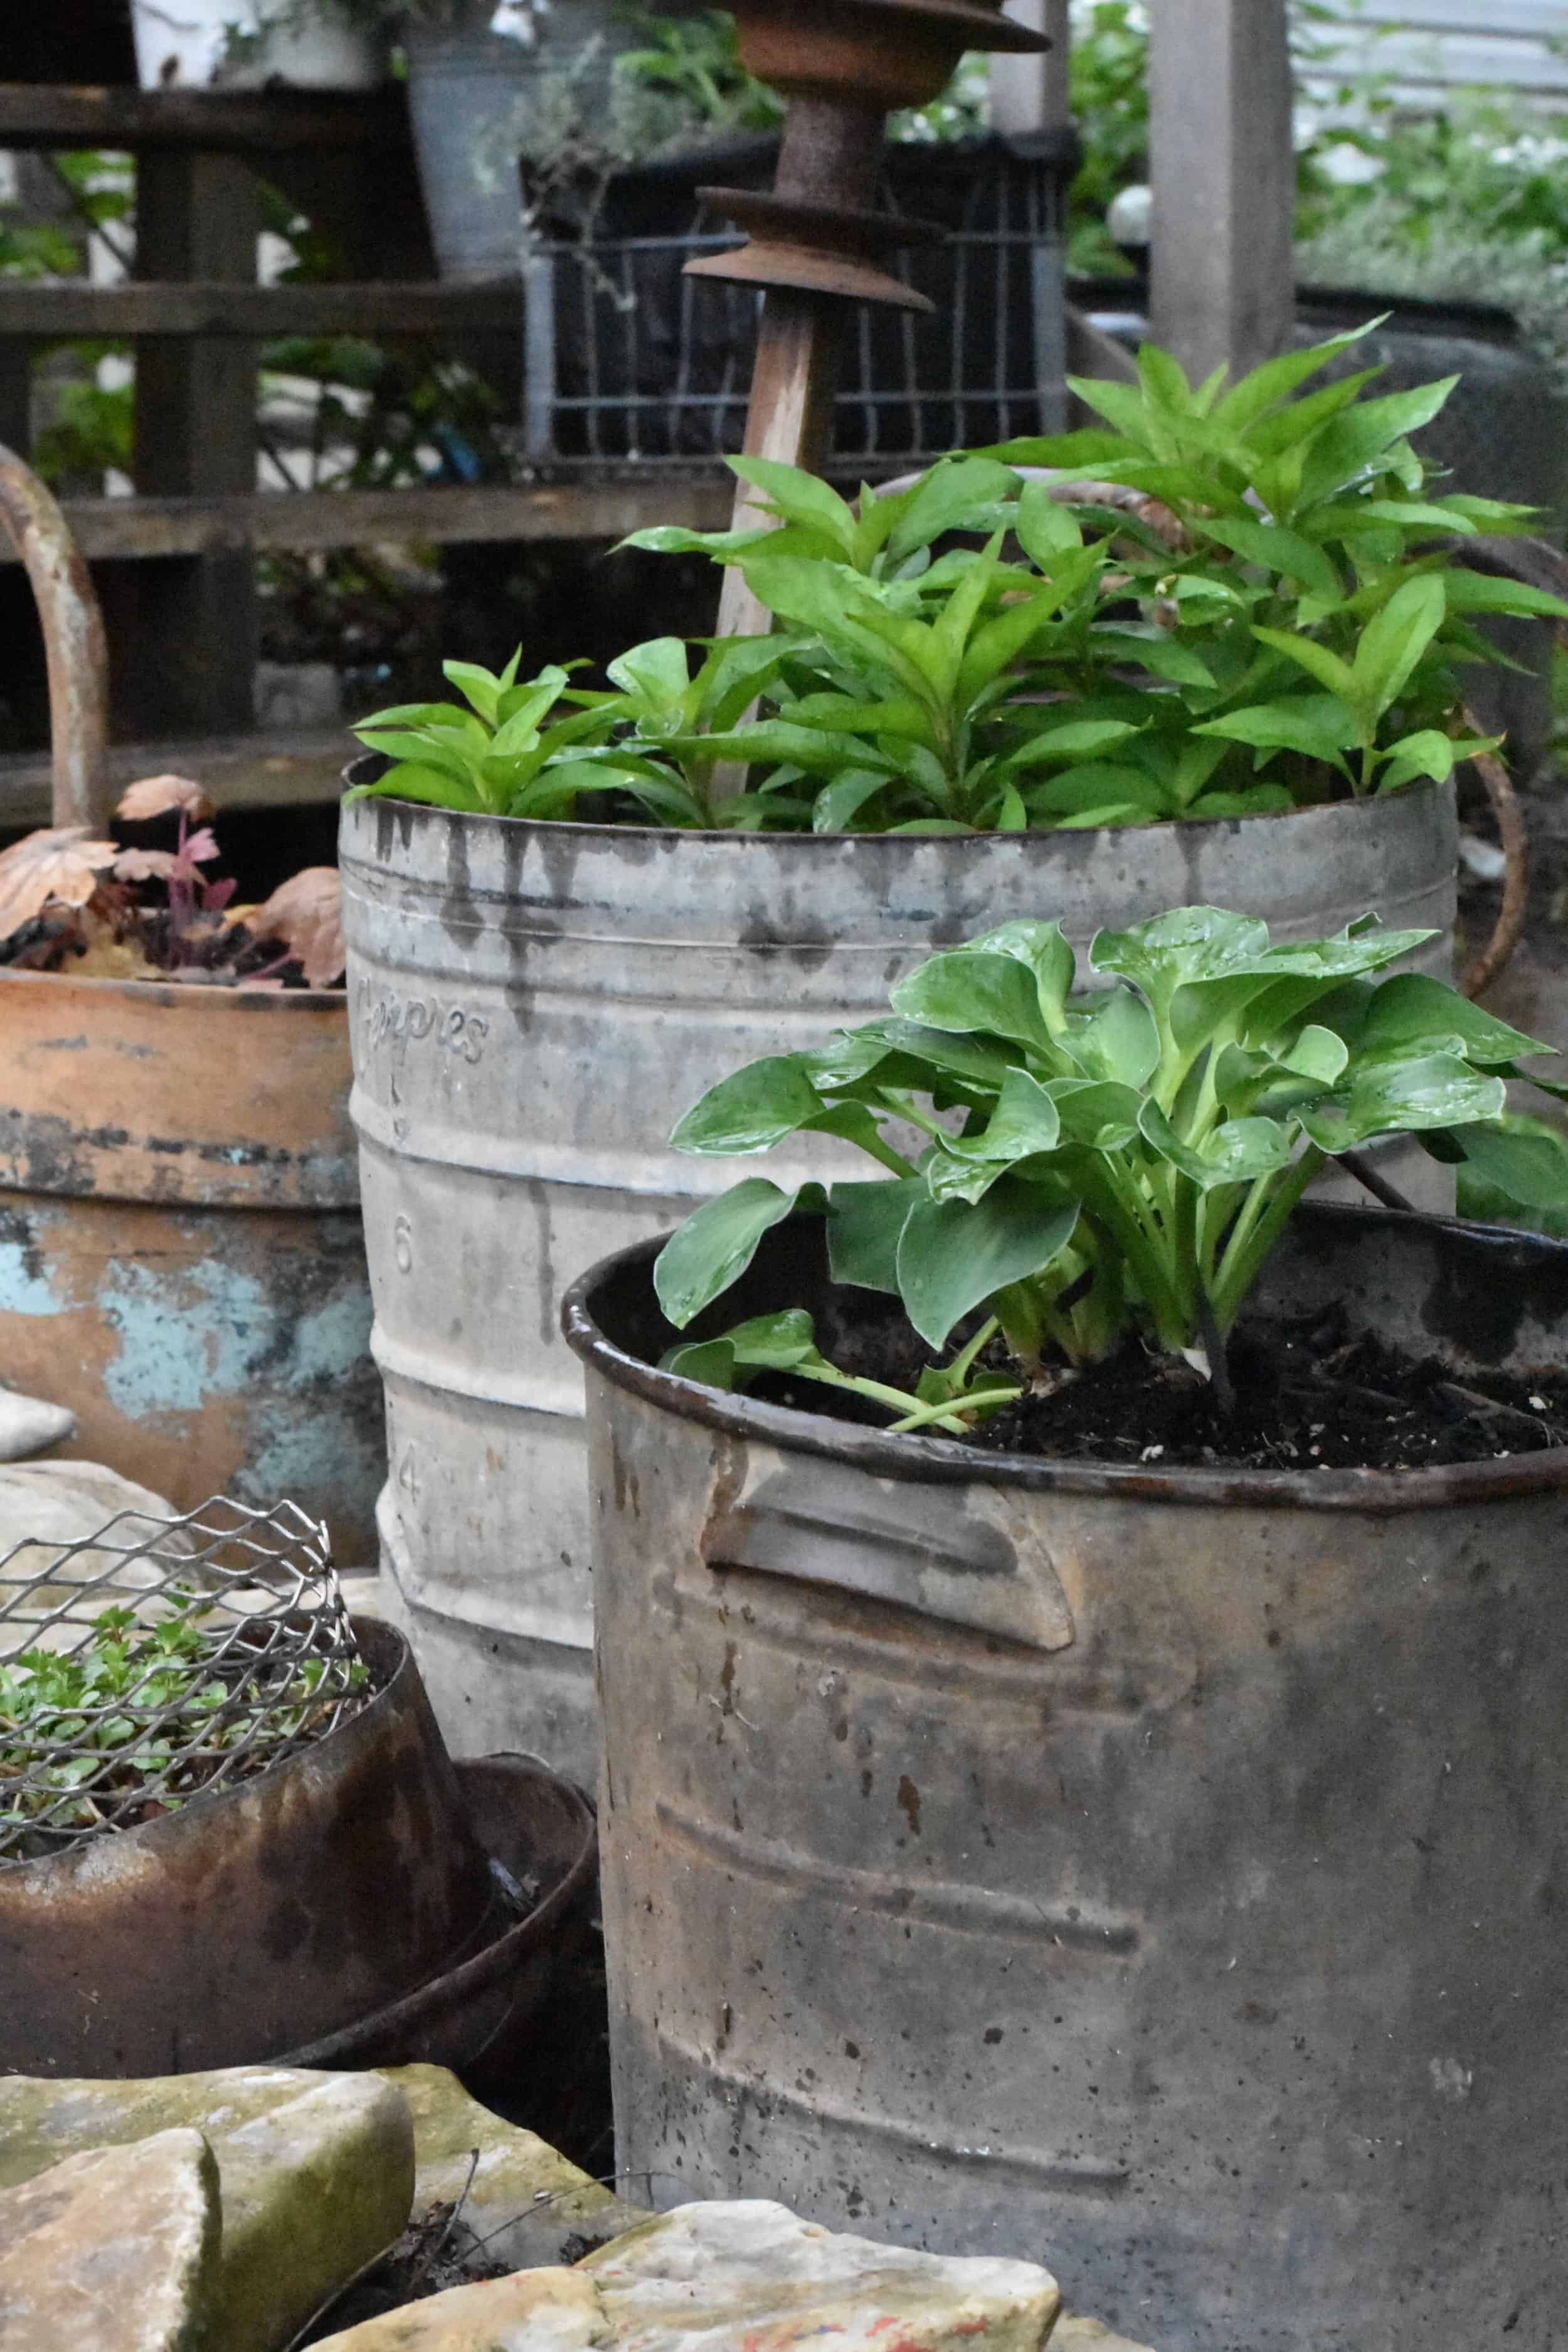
563,1202,1568,2352
339,782,1458,1777
0,967,381,1565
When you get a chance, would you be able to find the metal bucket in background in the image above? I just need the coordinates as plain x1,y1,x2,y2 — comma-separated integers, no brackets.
339,781,1458,1781
563,1204,1568,2352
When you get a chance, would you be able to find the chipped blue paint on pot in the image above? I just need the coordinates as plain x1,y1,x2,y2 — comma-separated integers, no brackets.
0,969,381,1564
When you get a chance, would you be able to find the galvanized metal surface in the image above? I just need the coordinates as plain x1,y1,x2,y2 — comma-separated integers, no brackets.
339,783,1458,1778
279,1751,598,2081
0,440,111,832
564,1204,1568,2352
0,969,382,1565
0,1618,494,2076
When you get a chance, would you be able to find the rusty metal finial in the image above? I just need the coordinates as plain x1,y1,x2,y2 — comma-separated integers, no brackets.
701,0,1050,643
0,443,112,832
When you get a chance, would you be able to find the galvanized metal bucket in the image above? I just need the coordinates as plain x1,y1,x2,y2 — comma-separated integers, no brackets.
340,783,1458,1778
563,1202,1568,2352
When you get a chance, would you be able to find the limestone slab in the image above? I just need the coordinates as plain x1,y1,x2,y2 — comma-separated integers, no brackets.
0,1391,76,1464
0,2067,412,2352
312,2265,609,2352
0,2125,219,2352
583,2200,1061,2352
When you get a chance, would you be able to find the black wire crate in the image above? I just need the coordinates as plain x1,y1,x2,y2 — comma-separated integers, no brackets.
517,131,1075,475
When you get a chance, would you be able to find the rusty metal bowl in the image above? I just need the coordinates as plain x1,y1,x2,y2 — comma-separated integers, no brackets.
0,1619,495,2077
278,1753,598,2080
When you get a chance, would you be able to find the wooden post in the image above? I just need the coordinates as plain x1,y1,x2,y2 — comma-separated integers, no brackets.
1148,0,1294,386
122,151,260,736
988,0,1069,137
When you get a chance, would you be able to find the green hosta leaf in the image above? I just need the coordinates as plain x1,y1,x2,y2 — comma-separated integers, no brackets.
654,1179,803,1328
1046,1077,1143,1148
1452,1123,1568,1212
1358,973,1556,1067
1090,906,1272,1014
945,1066,1063,1164
670,1056,820,1156
1024,765,1170,820
1296,1053,1507,1152
1283,1023,1350,1084
896,1179,1079,1348
442,659,505,724
829,1177,924,1293
1063,987,1160,1087
1373,729,1464,793
872,1020,1020,1089
1138,1100,1296,1189
606,637,692,711
891,951,1060,1055
660,1337,741,1389
960,919,1076,1014
715,1307,819,1370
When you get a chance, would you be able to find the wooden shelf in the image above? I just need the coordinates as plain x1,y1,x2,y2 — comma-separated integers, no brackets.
0,479,734,563
0,724,352,832
0,278,519,339
0,82,406,153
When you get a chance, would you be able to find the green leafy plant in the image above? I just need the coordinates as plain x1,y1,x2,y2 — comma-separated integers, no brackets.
623,324,1568,832
0,1593,370,1860
652,904,1568,1433
347,635,802,826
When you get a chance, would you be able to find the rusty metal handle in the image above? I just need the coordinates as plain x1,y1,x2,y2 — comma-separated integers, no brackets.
0,442,111,831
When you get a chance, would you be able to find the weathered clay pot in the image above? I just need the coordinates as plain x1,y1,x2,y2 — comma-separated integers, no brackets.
0,969,381,1563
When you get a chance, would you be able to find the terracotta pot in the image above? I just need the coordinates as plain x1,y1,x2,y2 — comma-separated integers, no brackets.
0,969,380,1564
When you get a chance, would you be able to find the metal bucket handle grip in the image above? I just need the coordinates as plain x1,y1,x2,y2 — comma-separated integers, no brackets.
0,441,111,831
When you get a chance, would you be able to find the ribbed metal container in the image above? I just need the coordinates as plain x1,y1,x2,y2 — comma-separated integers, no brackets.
564,1204,1568,2352
339,781,1457,1779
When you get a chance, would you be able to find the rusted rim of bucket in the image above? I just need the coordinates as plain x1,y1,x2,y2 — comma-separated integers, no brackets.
275,1752,598,2071
340,757,1450,857
0,967,344,1015
563,1204,1568,1515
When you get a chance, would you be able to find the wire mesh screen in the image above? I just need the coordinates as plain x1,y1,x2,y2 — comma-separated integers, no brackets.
0,1496,368,1863
518,134,1071,474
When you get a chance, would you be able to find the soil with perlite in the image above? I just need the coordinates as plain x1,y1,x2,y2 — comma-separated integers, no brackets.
763,1300,1568,1473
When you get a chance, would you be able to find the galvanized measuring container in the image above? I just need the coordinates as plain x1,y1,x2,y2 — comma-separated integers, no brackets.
339,784,1458,1777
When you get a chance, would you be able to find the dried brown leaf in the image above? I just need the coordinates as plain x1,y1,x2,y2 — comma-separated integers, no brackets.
112,847,178,883
246,866,344,988
0,828,119,941
116,773,213,823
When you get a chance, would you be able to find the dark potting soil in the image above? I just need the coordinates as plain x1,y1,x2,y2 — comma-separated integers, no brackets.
763,1301,1568,1473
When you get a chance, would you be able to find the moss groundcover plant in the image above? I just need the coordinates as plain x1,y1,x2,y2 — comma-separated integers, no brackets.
649,903,1568,1455
351,326,1568,834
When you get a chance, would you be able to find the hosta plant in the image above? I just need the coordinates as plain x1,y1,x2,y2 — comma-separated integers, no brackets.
653,907,1568,1433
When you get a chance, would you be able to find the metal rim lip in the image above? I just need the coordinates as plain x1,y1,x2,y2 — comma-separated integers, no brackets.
562,1209,1568,1514
341,768,1450,857
0,967,345,1014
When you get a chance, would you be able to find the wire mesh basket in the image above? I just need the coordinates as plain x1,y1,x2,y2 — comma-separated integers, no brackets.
516,131,1074,476
0,1495,370,1864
